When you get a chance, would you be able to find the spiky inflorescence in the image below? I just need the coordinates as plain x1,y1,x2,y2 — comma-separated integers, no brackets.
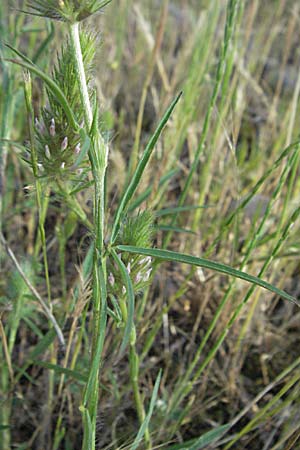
108,211,155,298
32,31,97,181
27,0,111,23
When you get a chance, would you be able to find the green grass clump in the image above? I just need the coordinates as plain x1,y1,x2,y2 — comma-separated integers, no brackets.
1,0,300,449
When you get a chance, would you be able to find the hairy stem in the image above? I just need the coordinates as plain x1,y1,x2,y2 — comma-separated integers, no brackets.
69,22,93,128
69,21,108,450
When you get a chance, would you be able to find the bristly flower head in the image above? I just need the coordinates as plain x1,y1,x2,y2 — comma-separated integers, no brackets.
27,0,111,23
28,30,96,181
107,211,155,298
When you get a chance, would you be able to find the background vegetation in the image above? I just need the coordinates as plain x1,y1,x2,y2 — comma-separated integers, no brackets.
1,0,300,449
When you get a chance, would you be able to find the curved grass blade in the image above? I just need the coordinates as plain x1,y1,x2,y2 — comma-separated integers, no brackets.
32,21,55,63
15,328,57,383
155,225,196,235
110,92,182,244
130,370,162,450
155,204,211,217
116,246,299,306
90,0,112,14
69,180,94,196
5,45,78,130
165,424,231,450
5,42,34,65
0,139,28,152
111,248,135,354
33,360,87,383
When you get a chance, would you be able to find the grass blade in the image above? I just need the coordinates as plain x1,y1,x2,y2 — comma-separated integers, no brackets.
155,204,210,217
15,328,57,383
111,248,135,354
130,369,162,450
155,225,197,235
110,92,182,244
116,246,299,306
165,424,231,450
33,360,87,383
5,44,78,130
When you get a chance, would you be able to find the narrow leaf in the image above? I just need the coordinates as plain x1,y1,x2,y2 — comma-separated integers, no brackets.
15,328,57,382
69,180,94,196
6,46,78,130
130,370,162,450
155,225,196,235
116,246,299,306
165,424,231,450
110,92,182,243
33,360,87,383
155,204,210,217
111,248,135,354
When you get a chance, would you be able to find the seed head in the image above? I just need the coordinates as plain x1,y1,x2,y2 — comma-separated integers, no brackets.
139,256,152,266
74,143,81,154
49,118,56,137
35,117,45,134
45,145,51,159
135,272,143,284
27,0,111,23
143,268,152,282
61,137,68,151
108,272,115,286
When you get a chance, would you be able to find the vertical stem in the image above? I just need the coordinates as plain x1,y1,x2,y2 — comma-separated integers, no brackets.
0,7,14,445
69,22,93,128
130,342,151,448
69,21,108,450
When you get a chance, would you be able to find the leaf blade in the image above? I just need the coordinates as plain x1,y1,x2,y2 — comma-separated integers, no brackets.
110,92,182,244
5,45,78,130
111,248,135,354
116,246,299,306
165,424,231,450
130,370,162,450
33,360,87,383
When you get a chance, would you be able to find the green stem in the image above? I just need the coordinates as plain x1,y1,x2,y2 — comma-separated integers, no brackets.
56,180,93,230
130,342,151,448
69,22,93,128
69,21,108,450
